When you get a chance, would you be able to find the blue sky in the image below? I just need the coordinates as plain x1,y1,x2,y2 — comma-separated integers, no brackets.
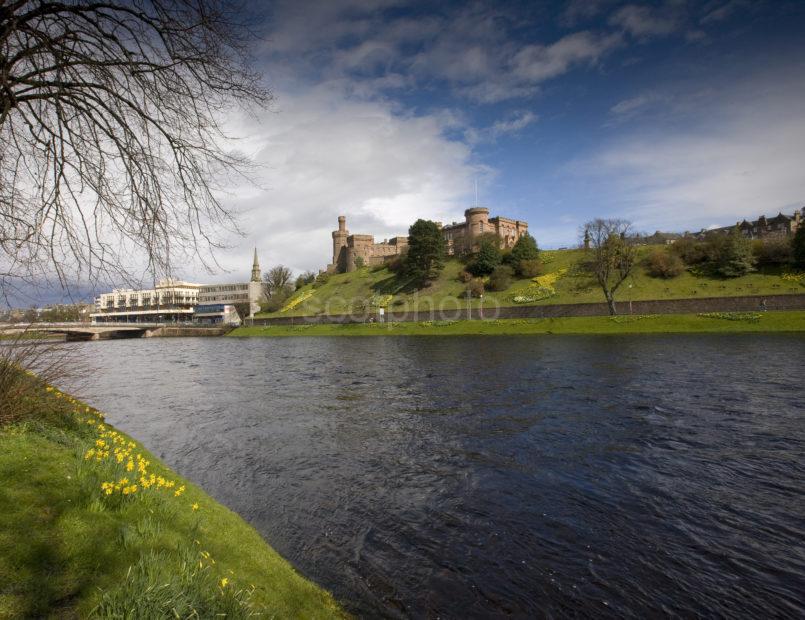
208,0,805,279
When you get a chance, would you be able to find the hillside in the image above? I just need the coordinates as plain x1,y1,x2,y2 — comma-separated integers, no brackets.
257,246,805,318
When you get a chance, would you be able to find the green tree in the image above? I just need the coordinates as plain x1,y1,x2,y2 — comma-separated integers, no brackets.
716,227,756,277
508,233,540,274
793,225,805,268
468,236,502,276
404,220,446,283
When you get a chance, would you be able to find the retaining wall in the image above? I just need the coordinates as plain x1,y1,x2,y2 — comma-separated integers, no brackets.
251,293,805,326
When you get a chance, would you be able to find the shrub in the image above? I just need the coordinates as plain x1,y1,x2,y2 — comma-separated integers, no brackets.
466,278,484,298
644,249,685,278
1,334,83,425
294,271,316,289
517,258,543,278
457,270,473,283
468,237,502,276
753,239,793,266
714,228,756,277
487,265,513,291
354,256,365,269
387,256,405,273
671,237,708,265
261,293,289,313
312,272,330,288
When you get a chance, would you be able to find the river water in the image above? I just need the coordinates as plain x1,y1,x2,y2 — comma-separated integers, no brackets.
70,335,805,618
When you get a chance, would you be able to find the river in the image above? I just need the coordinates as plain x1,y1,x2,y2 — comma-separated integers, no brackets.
70,335,805,618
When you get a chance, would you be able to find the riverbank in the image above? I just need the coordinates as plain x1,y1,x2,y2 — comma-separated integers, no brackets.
232,311,805,337
0,371,344,618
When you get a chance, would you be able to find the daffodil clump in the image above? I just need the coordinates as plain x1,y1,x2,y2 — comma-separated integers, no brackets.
533,268,568,288
511,268,568,304
698,311,762,322
83,426,186,499
370,293,393,307
781,269,805,285
280,289,314,312
44,385,254,608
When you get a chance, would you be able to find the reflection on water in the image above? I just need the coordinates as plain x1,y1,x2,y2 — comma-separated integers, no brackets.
70,335,805,618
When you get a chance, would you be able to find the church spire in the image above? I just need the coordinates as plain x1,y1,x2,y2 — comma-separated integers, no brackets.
251,248,261,282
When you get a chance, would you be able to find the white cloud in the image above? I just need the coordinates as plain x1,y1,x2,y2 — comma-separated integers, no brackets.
465,110,538,144
204,86,480,280
700,0,751,25
609,92,669,119
581,71,805,233
609,4,683,38
426,29,623,104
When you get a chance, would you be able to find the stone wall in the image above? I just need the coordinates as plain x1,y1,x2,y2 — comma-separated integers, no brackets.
252,294,805,326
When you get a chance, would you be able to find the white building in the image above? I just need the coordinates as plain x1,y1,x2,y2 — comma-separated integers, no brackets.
91,278,200,323
91,250,263,325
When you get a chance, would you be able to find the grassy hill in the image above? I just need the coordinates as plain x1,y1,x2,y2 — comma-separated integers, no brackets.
258,246,805,318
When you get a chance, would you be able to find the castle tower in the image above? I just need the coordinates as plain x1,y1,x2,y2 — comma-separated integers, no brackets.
332,215,349,272
250,248,261,282
465,207,490,237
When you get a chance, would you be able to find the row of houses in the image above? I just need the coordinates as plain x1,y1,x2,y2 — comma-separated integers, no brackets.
693,208,804,240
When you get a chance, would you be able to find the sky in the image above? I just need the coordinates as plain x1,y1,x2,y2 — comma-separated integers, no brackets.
15,0,805,301
205,0,805,282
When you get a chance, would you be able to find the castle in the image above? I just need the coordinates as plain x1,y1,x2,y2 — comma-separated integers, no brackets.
441,207,528,256
329,216,409,273
328,208,529,273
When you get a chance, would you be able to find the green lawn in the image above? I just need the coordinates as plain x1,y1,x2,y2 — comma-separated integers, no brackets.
231,310,805,337
0,377,344,619
258,248,805,319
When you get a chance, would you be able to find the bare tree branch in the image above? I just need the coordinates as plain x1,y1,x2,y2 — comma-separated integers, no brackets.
0,0,270,302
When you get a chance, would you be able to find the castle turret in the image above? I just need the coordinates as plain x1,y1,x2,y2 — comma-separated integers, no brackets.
251,248,261,282
332,215,349,272
465,207,490,237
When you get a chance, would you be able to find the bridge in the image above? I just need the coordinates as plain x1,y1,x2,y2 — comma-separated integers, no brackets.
1,322,232,341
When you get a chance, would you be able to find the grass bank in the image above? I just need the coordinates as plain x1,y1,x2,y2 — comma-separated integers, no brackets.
258,249,805,319
0,330,62,340
231,311,805,337
0,372,344,618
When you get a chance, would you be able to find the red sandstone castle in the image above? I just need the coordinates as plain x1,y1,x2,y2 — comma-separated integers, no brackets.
328,208,529,273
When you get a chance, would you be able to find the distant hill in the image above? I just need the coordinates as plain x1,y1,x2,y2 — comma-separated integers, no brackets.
257,246,804,318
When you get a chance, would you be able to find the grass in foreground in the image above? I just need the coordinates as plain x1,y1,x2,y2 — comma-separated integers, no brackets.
232,311,805,337
0,374,344,619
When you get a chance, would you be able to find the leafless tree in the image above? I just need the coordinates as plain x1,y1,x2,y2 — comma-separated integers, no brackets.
581,218,637,315
0,0,271,303
263,264,292,297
